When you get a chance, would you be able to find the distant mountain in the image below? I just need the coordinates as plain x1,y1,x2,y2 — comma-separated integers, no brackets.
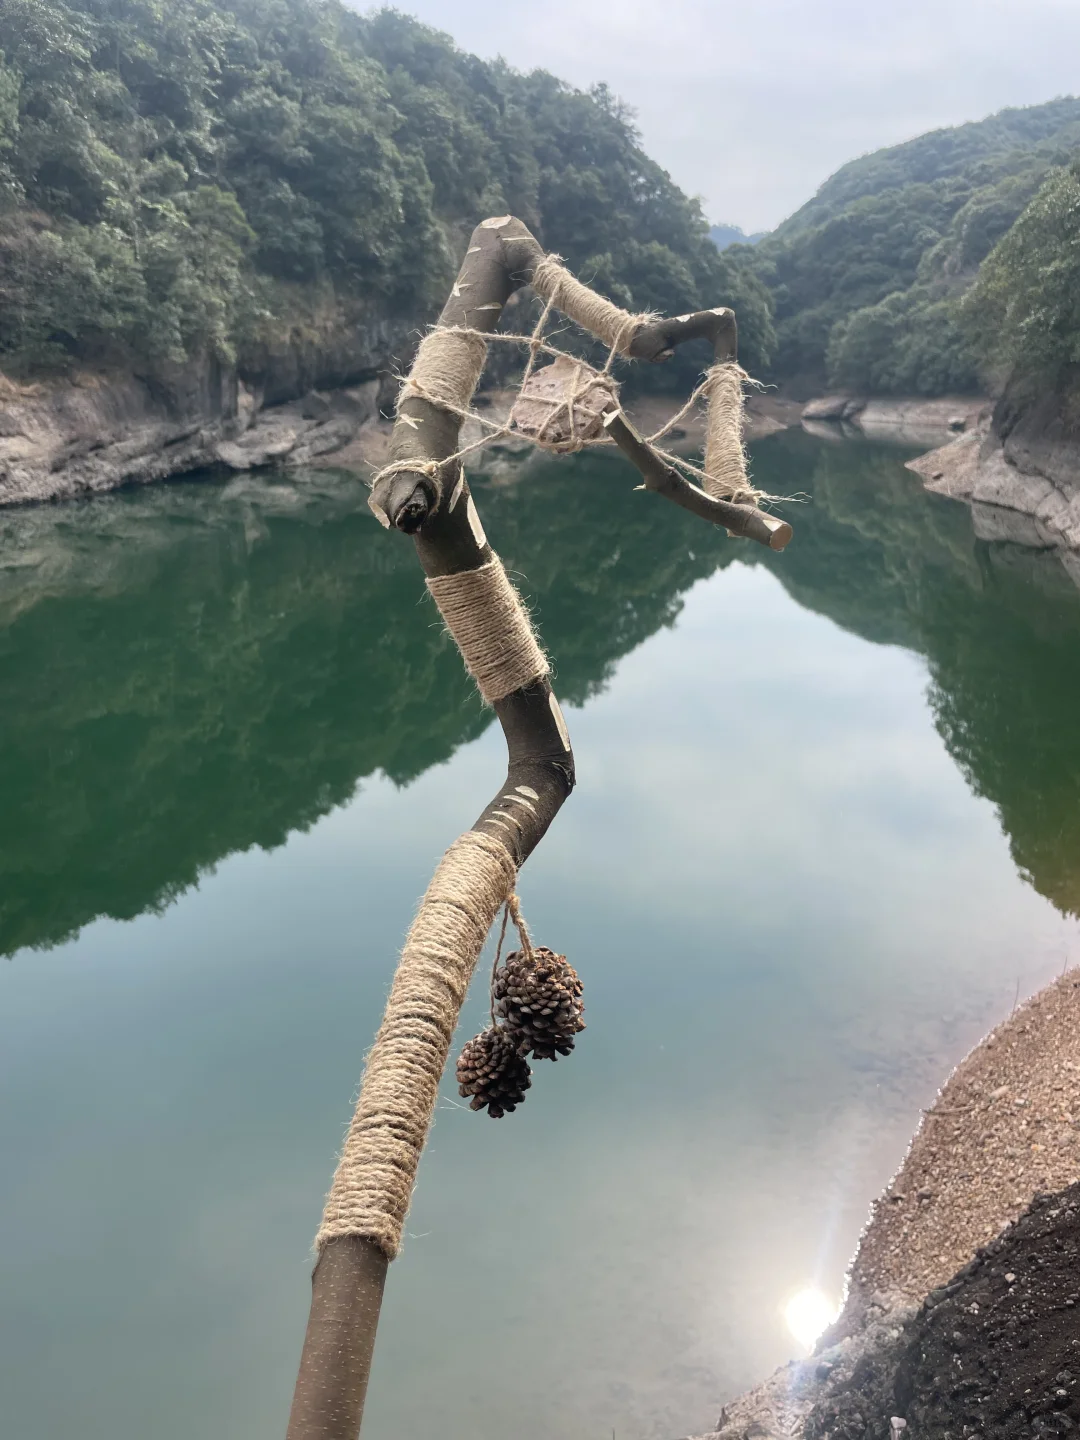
776,97,1080,239
710,224,768,250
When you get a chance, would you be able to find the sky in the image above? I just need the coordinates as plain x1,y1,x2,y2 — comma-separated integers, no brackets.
371,0,1080,232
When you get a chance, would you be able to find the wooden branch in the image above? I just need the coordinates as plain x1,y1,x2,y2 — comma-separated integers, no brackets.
628,306,738,364
601,409,792,552
369,216,541,536
288,217,790,1440
286,217,574,1440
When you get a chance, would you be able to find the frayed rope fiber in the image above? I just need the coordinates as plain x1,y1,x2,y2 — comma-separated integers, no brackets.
316,830,517,1260
703,362,754,503
531,254,656,356
400,327,488,414
427,558,549,704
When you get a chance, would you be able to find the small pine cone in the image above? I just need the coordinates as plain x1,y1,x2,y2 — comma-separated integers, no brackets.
493,946,585,1061
456,1027,531,1118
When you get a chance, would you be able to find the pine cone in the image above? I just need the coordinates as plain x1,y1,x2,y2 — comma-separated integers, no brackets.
456,1027,531,1118
493,947,585,1061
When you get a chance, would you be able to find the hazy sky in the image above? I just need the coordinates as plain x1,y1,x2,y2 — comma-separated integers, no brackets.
376,0,1080,232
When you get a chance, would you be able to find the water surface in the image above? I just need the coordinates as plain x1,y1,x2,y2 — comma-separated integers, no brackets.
3,433,1080,1439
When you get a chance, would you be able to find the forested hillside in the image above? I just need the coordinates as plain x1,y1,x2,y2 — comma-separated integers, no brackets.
0,0,772,383
4,0,1076,409
742,97,1080,395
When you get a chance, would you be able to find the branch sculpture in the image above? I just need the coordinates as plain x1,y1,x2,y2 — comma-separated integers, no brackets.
285,215,794,1440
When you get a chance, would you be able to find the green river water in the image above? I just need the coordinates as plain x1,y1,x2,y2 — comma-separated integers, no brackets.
3,430,1080,1439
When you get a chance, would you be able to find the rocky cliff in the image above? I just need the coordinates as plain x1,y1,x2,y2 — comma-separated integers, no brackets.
0,305,405,505
906,376,1080,551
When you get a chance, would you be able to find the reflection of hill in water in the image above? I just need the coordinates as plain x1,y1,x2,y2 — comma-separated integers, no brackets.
757,433,1080,921
0,463,730,956
4,433,1080,957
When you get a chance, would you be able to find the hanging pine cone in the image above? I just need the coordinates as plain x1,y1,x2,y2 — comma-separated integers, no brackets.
493,946,586,1061
456,1027,532,1118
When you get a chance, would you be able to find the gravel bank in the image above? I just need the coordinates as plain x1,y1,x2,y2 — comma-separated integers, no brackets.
694,971,1080,1440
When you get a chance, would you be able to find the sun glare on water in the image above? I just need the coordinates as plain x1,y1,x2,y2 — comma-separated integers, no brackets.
783,1288,839,1351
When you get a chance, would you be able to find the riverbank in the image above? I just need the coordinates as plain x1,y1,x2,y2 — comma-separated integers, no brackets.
693,970,1080,1439
0,362,389,507
0,365,804,506
908,411,1080,553
6,359,1076,573
802,393,988,449
800,387,1080,555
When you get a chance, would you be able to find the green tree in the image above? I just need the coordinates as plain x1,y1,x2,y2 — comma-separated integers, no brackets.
962,162,1080,386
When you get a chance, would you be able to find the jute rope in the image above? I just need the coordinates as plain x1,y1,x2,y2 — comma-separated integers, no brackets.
703,362,754,503
427,558,549,704
373,258,786,513
530,254,657,357
377,338,773,505
400,327,488,414
316,829,517,1260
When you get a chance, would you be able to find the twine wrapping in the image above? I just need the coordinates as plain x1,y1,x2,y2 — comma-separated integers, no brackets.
316,830,517,1260
427,558,549,704
531,254,655,356
400,327,488,414
703,362,753,502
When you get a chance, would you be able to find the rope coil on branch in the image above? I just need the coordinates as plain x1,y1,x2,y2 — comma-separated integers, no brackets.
530,253,657,355
704,362,755,503
400,327,488,414
316,830,517,1260
427,558,549,704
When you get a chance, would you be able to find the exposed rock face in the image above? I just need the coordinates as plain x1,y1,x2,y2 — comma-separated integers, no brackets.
906,379,1080,551
801,394,986,448
801,395,864,423
0,361,384,505
0,301,411,505
910,424,1080,552
799,384,1080,550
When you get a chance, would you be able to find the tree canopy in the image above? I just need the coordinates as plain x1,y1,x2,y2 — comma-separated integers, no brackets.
742,97,1080,395
962,159,1080,389
0,0,773,378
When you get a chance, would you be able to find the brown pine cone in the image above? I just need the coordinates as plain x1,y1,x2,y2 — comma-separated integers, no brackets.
456,1027,531,1118
492,946,585,1061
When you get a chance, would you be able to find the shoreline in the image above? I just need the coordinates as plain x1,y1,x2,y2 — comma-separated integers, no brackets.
5,362,1076,574
909,417,1080,554
694,969,1080,1439
801,390,1080,557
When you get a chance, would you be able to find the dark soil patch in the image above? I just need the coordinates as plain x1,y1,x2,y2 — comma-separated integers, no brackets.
806,1184,1080,1438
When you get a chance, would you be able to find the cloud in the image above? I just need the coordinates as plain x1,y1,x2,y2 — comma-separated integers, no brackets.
373,0,1080,229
